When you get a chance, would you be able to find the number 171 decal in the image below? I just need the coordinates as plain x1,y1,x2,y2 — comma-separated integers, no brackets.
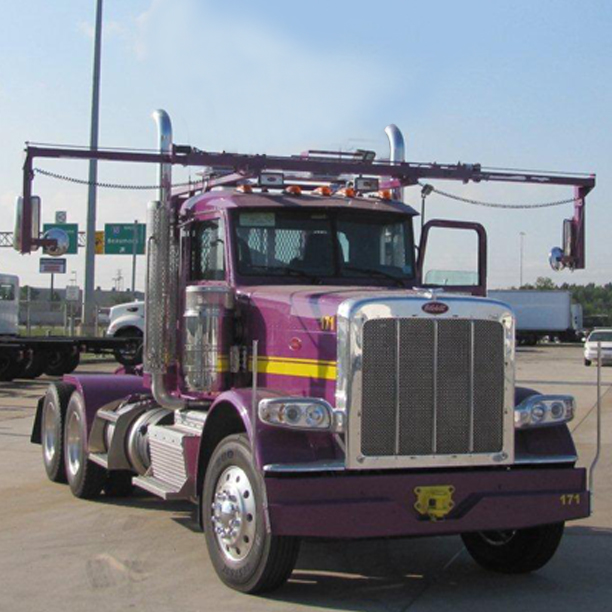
560,493,581,505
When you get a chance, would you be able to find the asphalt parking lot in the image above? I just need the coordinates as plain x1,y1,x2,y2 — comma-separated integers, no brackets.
0,346,611,612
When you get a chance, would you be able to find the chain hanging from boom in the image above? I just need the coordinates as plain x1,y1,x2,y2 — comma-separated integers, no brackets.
417,182,580,209
34,167,197,191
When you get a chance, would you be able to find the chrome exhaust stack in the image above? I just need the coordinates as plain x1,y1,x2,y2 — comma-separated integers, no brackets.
146,110,185,410
385,124,406,202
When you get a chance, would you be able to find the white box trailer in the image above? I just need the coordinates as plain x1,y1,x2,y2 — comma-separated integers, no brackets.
0,274,19,335
489,290,582,344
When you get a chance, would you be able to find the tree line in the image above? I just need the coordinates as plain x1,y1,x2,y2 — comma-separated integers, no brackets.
510,277,612,326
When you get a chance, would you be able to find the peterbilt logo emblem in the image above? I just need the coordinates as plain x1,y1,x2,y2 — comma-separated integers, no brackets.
422,302,449,315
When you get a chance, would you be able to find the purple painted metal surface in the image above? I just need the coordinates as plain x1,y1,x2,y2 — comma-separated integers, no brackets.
265,467,588,538
63,373,148,433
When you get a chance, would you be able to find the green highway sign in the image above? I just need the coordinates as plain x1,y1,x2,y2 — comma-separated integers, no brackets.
104,223,146,255
43,223,78,255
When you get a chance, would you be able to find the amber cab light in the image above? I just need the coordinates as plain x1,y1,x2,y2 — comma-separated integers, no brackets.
378,189,392,200
285,185,302,196
313,186,332,196
236,184,253,194
336,187,356,198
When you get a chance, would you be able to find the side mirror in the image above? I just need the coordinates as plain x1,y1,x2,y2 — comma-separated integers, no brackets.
417,219,487,297
562,218,573,258
13,196,41,252
42,227,70,257
549,246,565,271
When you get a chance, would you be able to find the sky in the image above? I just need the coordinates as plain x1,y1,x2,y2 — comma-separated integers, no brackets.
0,0,610,292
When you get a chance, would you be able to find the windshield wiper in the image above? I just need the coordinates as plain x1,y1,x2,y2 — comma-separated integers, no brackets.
285,266,320,284
343,265,405,287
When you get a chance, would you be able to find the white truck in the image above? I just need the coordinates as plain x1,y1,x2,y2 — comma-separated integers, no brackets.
489,290,583,345
107,300,144,366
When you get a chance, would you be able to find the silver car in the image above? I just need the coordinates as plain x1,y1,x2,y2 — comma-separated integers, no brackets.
584,328,612,366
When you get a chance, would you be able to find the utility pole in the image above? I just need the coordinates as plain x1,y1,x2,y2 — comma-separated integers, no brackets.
83,0,103,333
519,232,526,287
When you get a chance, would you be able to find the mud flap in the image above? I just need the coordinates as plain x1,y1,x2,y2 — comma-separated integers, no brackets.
31,396,44,444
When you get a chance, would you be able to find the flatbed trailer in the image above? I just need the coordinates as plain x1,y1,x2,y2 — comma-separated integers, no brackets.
0,334,140,380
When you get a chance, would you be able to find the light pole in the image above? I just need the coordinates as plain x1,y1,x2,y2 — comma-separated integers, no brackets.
83,0,103,333
519,231,526,287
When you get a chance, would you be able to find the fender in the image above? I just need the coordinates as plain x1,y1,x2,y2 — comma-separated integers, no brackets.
196,388,341,496
107,313,144,337
63,373,149,434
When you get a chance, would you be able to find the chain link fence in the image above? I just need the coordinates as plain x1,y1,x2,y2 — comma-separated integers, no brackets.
19,299,110,337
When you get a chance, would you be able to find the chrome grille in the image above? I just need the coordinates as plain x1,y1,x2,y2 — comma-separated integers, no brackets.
361,318,504,457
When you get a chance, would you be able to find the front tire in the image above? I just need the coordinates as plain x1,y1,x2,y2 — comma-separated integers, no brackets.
202,434,300,594
64,392,106,499
462,522,565,574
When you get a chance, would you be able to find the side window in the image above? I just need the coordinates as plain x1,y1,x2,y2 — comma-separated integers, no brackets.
0,283,15,301
191,219,226,281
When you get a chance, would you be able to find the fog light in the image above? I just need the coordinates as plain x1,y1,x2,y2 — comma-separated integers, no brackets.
305,404,327,427
282,405,302,424
531,404,546,423
550,401,565,419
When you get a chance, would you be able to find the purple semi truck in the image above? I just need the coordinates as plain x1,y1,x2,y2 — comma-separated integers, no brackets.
19,111,597,593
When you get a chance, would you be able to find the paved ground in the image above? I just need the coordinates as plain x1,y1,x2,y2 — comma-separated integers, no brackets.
0,345,610,612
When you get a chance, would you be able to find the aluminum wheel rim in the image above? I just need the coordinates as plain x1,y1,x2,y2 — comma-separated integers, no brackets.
211,466,257,563
66,409,83,479
480,530,517,546
42,401,59,465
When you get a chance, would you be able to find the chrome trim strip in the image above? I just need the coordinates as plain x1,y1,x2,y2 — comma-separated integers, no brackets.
394,318,401,455
432,319,438,454
514,454,577,465
263,461,346,473
469,320,475,453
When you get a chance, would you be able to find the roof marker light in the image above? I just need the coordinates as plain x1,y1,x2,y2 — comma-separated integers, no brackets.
285,185,302,196
313,186,332,196
336,187,356,198
236,184,253,194
378,189,393,200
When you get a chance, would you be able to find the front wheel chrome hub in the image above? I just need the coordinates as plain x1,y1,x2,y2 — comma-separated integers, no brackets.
211,466,256,563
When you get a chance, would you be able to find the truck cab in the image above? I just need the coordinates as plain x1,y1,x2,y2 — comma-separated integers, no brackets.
26,112,593,595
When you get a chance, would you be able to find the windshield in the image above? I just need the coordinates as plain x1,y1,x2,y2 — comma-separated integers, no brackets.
588,331,612,343
233,208,415,284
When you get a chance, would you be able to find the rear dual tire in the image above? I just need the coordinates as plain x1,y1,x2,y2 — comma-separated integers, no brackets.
64,392,106,499
44,349,80,377
41,382,75,483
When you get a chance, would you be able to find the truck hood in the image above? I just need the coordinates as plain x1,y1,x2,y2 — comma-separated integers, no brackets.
109,301,144,319
240,285,426,322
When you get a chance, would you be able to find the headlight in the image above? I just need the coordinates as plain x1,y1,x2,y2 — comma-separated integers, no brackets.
259,398,333,431
514,395,575,429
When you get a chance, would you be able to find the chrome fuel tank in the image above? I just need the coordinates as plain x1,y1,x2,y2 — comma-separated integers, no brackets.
183,285,234,393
